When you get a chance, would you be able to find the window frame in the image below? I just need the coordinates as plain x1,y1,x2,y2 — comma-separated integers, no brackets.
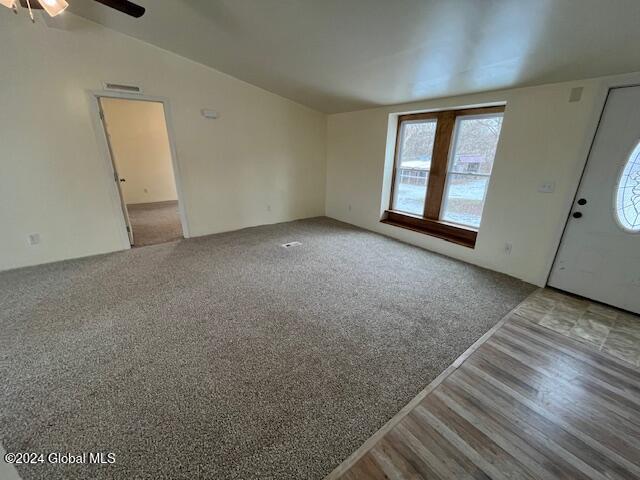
383,105,505,248
390,116,438,216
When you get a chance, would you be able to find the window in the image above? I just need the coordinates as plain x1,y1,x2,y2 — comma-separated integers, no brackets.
392,119,436,215
441,114,503,228
384,106,505,247
615,140,640,232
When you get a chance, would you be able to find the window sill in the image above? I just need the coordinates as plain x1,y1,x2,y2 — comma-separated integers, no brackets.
381,210,477,248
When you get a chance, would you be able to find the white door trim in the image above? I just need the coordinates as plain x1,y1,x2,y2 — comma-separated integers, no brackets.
88,90,191,250
545,73,640,286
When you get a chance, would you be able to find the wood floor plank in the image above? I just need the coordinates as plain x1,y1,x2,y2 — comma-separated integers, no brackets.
414,401,536,480
451,369,639,480
494,325,640,407
344,452,391,480
327,293,640,480
461,361,640,476
370,439,424,479
466,350,640,465
400,411,491,480
433,384,600,480
503,321,640,400
508,315,640,386
382,429,445,479
481,337,640,435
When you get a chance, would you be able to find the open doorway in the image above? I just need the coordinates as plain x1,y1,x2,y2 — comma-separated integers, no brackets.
97,96,186,248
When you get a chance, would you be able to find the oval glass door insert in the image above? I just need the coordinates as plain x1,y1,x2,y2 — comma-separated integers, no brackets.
615,141,640,231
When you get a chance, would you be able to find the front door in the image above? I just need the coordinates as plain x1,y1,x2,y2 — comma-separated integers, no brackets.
549,86,640,314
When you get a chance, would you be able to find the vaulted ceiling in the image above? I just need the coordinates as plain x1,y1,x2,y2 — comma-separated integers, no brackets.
67,0,640,113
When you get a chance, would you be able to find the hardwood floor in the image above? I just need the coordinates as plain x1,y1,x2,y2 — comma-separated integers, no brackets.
327,295,640,480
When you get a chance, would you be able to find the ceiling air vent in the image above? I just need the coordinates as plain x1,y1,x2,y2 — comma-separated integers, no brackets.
103,82,143,94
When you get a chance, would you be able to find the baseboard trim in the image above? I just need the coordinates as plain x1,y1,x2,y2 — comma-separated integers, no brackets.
126,200,178,209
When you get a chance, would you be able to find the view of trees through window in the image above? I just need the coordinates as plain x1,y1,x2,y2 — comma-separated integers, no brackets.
392,120,436,215
392,111,503,229
442,115,503,227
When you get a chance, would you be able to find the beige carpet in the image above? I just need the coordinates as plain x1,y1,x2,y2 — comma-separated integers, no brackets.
127,201,183,247
0,217,535,480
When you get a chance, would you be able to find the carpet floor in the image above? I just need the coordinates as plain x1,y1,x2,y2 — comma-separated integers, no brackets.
0,217,535,480
127,201,183,247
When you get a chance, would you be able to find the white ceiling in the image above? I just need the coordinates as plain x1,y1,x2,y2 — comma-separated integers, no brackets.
66,0,640,113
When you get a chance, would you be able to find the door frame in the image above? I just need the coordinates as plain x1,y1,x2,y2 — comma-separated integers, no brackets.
546,73,640,286
98,99,136,246
88,90,191,250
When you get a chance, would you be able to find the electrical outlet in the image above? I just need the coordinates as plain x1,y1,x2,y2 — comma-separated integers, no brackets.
504,242,512,255
348,204,352,211
144,188,149,194
28,233,41,246
267,204,272,212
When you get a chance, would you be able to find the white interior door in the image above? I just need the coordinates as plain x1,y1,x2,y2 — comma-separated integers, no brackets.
98,98,135,246
549,86,640,314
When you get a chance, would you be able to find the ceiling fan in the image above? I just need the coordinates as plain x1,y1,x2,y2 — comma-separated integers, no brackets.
0,0,145,21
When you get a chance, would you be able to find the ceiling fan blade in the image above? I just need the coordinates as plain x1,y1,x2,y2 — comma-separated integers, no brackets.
93,0,145,18
19,0,43,9
20,0,145,17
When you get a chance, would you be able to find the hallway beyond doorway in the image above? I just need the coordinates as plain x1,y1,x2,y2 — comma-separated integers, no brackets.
127,201,182,247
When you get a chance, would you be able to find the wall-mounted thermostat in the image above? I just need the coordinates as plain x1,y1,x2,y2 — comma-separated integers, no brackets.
201,109,219,119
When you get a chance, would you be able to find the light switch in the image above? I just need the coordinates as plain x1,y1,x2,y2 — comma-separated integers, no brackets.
201,109,219,119
538,181,555,193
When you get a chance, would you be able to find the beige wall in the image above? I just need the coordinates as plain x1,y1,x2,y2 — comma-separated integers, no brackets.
101,98,178,205
3,9,638,284
0,12,326,271
325,74,640,286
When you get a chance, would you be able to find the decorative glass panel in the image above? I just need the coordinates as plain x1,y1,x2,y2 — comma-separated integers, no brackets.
392,119,437,215
441,114,503,228
616,141,640,231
